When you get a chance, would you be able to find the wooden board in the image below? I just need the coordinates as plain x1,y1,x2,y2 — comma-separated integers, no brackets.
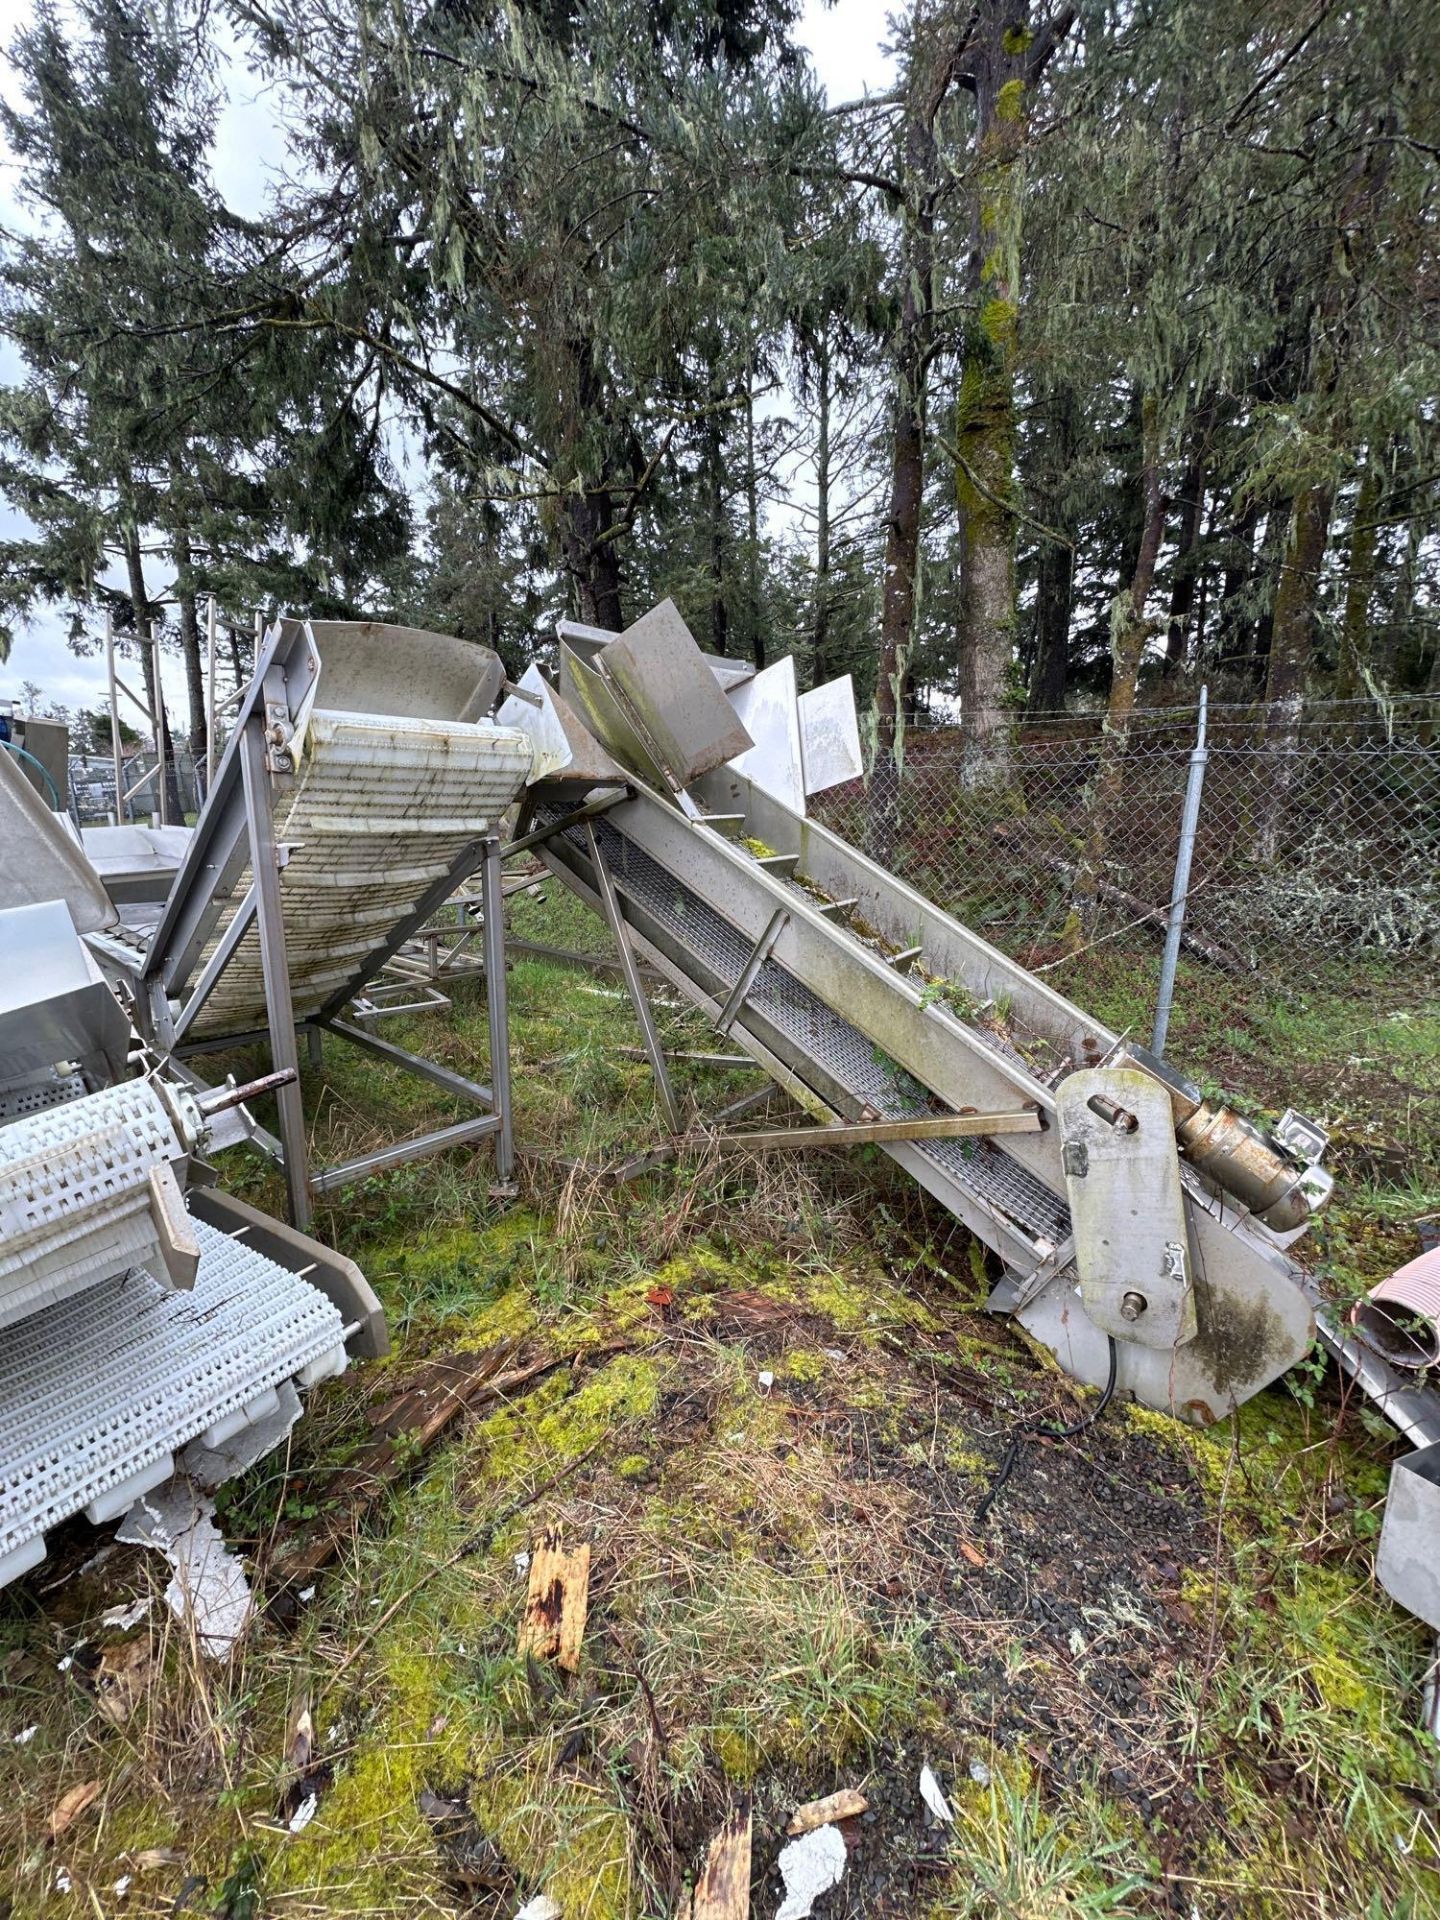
688,1799,753,1920
787,1787,867,1834
517,1526,591,1672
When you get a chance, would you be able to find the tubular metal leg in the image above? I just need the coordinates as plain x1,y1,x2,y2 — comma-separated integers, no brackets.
239,718,312,1228
482,837,516,1184
306,1024,323,1069
583,822,682,1134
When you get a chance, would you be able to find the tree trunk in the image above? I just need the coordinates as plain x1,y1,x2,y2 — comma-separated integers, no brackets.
121,523,182,823
952,6,1074,772
1250,504,1291,688
1026,387,1077,715
1214,500,1259,673
1165,431,1207,668
954,8,1040,784
867,65,939,860
744,365,765,669
1072,399,1167,933
562,488,624,632
1333,466,1379,706
170,511,207,764
868,341,926,860
1028,538,1073,714
812,336,832,685
1256,484,1333,862
706,404,729,655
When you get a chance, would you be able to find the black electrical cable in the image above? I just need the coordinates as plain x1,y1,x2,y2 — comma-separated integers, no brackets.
974,1334,1119,1526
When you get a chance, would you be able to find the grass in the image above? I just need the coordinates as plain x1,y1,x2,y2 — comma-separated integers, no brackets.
2,883,1438,1919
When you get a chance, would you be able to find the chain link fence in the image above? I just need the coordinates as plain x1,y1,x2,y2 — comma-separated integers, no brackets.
69,748,206,824
812,702,1439,1120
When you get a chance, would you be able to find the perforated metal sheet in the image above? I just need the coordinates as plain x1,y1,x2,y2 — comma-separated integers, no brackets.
0,1072,87,1122
191,711,532,1035
0,1081,181,1329
552,811,1071,1248
0,1216,346,1581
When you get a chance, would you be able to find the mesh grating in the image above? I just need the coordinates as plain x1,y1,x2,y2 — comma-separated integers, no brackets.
548,810,1070,1247
0,1215,345,1571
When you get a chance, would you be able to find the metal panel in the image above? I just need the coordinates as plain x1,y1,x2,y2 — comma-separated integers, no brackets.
1377,1444,1440,1629
0,750,115,932
597,600,752,784
559,644,676,795
495,663,628,786
727,656,806,813
0,900,130,1088
1056,1067,1196,1350
798,674,864,796
305,619,505,723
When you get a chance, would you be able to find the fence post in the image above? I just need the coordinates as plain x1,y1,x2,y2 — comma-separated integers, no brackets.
1151,684,1209,1058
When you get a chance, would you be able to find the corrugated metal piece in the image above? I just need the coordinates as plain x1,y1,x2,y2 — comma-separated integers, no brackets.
1353,1245,1440,1369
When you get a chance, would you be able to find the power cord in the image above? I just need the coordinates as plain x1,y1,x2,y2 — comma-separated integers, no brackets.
974,1334,1119,1525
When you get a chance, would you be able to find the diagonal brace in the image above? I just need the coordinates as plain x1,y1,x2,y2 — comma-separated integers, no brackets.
584,821,681,1134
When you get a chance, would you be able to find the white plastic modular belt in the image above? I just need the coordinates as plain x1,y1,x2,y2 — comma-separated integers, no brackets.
0,1081,183,1331
0,1215,347,1587
192,710,532,1037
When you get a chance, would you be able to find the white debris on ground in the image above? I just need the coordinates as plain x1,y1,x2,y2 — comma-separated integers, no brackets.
100,1597,151,1632
514,1896,562,1920
774,1824,847,1919
968,1756,992,1786
116,1483,253,1656
287,1793,319,1835
919,1762,954,1823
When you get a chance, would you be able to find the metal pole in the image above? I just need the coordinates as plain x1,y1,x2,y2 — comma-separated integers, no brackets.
239,715,311,1227
149,619,168,828
481,836,516,1184
205,594,218,793
1152,685,1209,1058
584,820,682,1134
104,608,125,824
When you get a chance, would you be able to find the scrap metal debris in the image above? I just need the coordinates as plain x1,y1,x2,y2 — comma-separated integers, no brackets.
517,1527,590,1673
117,1484,253,1657
683,1800,753,1920
1353,1243,1440,1369
774,1823,847,1919
786,1787,867,1834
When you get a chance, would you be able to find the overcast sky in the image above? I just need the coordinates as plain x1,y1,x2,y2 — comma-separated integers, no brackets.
0,0,898,721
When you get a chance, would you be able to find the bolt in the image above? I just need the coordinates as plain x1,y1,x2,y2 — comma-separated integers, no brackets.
1120,1290,1147,1322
